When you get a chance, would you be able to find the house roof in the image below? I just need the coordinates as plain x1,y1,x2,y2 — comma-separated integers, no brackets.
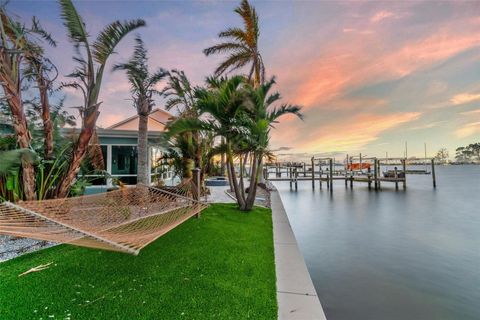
106,108,174,131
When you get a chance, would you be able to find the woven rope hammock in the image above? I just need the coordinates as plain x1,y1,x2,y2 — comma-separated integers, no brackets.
0,184,208,255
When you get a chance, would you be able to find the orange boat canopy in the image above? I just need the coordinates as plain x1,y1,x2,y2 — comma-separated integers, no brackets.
347,163,371,171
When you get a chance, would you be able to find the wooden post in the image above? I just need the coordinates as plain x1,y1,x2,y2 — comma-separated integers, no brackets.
192,168,201,218
350,168,353,189
345,155,348,187
319,165,323,189
329,158,333,190
402,159,407,189
377,160,381,189
289,167,292,189
368,166,372,190
431,158,436,188
311,157,315,190
303,162,306,177
394,166,399,190
325,168,329,189
374,159,378,190
359,153,362,173
295,168,298,190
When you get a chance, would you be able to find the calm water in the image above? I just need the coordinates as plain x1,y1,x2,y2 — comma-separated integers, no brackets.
274,165,480,320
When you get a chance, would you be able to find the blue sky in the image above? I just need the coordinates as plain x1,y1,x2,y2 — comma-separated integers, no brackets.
8,0,480,160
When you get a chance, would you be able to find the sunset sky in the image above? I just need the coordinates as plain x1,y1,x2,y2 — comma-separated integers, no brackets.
10,0,480,161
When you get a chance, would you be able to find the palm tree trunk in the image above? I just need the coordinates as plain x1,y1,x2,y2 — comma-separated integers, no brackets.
226,161,234,192
137,113,149,185
226,143,246,208
220,137,226,176
56,107,99,198
193,130,203,183
3,81,36,201
258,161,265,184
244,153,260,211
239,155,245,194
38,76,54,159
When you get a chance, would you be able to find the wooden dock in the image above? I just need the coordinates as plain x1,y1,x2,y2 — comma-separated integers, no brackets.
264,156,437,191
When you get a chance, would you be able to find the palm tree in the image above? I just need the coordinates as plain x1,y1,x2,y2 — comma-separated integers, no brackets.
163,70,197,117
203,0,264,88
0,7,55,200
113,36,167,185
25,18,58,160
163,70,207,177
55,0,145,197
241,77,303,210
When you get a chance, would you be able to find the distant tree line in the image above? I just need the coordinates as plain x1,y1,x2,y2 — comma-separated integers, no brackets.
455,143,480,163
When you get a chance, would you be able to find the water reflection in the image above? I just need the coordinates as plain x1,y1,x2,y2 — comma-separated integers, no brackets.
275,165,480,320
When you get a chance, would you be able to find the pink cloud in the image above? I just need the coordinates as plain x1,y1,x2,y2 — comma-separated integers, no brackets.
273,19,480,112
370,10,395,23
271,112,421,153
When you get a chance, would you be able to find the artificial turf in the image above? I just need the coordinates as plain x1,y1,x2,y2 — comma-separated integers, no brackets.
0,204,277,320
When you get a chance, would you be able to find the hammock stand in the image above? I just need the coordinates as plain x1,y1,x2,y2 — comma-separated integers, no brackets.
0,184,208,255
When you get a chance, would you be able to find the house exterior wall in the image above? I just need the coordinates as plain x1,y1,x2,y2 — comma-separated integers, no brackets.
108,118,166,131
85,136,175,194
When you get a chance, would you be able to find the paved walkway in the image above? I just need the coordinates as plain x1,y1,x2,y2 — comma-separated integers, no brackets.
271,190,327,320
206,185,235,203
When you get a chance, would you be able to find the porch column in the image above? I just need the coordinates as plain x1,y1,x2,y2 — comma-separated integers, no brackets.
106,145,113,187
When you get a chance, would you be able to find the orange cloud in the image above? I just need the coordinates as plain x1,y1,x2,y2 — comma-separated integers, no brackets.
455,122,480,138
275,26,480,112
460,109,480,116
451,93,480,105
271,112,421,153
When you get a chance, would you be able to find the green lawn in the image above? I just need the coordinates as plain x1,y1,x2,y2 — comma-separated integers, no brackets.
0,204,277,320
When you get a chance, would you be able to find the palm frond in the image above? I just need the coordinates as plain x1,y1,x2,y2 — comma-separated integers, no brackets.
147,68,168,86
218,27,247,42
92,19,145,65
214,52,251,77
269,104,304,124
58,0,89,45
31,16,56,47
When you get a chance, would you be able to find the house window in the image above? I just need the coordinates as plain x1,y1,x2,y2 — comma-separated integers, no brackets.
112,146,137,175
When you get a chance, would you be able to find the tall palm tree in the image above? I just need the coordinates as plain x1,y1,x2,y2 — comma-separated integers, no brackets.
0,7,55,200
113,36,167,185
26,18,57,160
203,0,264,88
56,0,145,197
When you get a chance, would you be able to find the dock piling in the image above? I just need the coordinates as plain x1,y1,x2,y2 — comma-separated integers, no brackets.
394,166,399,190
431,159,436,188
329,159,334,190
311,157,315,190
295,168,298,190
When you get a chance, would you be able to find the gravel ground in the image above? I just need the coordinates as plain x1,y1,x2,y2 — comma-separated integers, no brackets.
0,235,56,263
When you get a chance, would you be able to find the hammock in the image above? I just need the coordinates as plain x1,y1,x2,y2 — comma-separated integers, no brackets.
0,184,208,255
